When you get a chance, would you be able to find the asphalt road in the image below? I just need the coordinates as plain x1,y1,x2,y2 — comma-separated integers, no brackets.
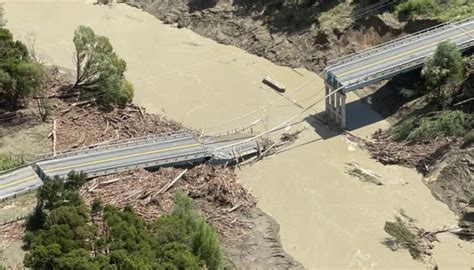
0,132,259,200
328,18,474,91
37,134,209,179
0,166,43,200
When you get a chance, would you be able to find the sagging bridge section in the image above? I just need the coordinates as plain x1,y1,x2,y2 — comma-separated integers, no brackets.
0,131,258,200
323,17,474,128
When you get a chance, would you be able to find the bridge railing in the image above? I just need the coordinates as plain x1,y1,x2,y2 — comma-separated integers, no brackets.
326,17,473,69
36,130,193,161
343,38,474,91
78,150,211,178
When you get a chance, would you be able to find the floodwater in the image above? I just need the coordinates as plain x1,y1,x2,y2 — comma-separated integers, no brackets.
4,1,473,269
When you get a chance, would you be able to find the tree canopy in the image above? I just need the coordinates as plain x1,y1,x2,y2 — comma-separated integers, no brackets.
24,173,222,270
0,3,6,28
422,41,464,88
73,25,133,107
421,41,464,107
0,28,44,111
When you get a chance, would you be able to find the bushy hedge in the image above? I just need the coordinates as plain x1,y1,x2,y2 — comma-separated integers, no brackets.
391,111,468,142
394,0,474,21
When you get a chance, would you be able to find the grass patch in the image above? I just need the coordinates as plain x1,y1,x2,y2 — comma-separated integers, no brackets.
0,154,24,171
394,0,474,21
319,0,353,33
391,110,468,142
462,130,474,148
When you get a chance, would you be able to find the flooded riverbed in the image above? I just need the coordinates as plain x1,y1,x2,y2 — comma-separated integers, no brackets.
4,1,473,268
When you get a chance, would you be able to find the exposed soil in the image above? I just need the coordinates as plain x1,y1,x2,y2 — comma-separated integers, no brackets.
124,0,406,73
425,148,474,240
0,106,51,161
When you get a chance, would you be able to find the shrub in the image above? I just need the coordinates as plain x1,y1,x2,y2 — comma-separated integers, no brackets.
396,0,437,20
391,117,417,141
0,153,24,171
469,196,474,207
391,111,467,142
394,0,474,21
462,130,474,148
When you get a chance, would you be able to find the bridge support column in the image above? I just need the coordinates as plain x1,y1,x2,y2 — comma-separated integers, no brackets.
325,84,346,129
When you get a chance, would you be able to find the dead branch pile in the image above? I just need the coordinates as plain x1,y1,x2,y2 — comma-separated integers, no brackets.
80,165,256,245
52,102,184,151
365,129,456,174
35,68,185,152
280,130,303,143
43,68,71,96
0,220,25,248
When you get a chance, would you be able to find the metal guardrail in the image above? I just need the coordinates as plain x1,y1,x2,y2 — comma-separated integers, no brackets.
326,17,473,68
0,131,192,177
82,151,211,178
1,129,260,201
342,39,474,91
37,130,192,161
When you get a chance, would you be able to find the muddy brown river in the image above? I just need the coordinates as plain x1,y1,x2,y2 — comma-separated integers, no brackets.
4,1,473,268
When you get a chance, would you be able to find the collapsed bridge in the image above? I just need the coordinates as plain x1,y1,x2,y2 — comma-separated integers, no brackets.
0,131,258,200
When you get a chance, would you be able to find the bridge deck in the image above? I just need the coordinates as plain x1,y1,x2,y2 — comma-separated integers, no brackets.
327,18,474,92
37,134,209,179
0,166,42,200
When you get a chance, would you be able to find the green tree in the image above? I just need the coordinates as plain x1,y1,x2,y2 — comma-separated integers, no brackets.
421,41,464,107
24,243,62,269
158,243,201,269
168,191,222,270
91,197,103,215
54,249,99,270
72,25,133,107
0,3,6,28
0,28,44,111
24,175,221,270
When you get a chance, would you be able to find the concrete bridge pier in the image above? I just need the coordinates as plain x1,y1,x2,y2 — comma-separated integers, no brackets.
325,84,346,129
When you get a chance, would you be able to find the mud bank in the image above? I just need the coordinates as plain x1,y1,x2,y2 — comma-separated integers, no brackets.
223,209,302,270
124,0,405,72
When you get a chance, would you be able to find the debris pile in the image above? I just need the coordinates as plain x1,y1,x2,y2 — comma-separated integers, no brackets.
280,130,303,143
365,129,455,174
81,165,256,244
53,103,184,152
40,68,185,152
0,220,25,248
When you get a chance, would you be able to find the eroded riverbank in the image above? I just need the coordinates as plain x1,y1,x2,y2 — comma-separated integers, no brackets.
3,1,473,268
